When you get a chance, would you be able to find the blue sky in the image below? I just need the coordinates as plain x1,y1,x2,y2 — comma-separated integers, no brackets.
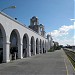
0,0,74,46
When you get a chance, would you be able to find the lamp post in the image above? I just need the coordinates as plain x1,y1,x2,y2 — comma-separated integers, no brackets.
0,6,16,12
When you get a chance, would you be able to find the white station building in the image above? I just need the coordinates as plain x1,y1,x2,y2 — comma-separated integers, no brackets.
0,12,53,63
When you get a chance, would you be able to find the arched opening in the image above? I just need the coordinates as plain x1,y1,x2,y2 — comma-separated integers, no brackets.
10,29,20,60
23,33,29,58
45,41,46,53
0,23,6,63
43,48,44,53
42,41,45,53
36,38,39,54
0,29,3,63
31,36,35,56
40,39,42,53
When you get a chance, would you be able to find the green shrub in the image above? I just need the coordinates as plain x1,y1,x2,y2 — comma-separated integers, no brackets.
48,47,55,52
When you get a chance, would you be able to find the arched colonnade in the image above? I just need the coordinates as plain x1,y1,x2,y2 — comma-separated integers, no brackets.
0,23,47,63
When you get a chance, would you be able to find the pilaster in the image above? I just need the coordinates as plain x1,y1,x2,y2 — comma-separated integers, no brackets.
3,41,10,63
18,42,23,59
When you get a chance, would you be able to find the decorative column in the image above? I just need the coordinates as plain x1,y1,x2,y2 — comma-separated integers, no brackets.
40,43,43,54
45,45,47,53
18,42,23,59
28,44,31,57
33,44,36,55
38,45,40,54
41,45,43,54
3,40,10,63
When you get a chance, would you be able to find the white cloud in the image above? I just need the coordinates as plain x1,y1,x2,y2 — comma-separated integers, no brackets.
47,23,75,46
74,22,75,29
58,38,74,46
74,36,75,39
52,35,74,46
70,19,75,21
49,25,74,37
73,35,75,45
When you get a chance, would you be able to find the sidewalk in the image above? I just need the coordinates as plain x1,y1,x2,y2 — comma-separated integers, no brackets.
61,49,75,75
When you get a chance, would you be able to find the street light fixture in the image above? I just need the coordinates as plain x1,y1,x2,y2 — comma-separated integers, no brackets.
0,6,16,12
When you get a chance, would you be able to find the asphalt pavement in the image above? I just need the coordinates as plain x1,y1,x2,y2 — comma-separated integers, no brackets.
0,49,75,75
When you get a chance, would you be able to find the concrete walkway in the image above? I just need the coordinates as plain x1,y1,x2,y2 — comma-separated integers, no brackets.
0,49,75,75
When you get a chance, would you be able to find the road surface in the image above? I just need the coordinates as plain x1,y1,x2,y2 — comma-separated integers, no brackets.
0,49,75,75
